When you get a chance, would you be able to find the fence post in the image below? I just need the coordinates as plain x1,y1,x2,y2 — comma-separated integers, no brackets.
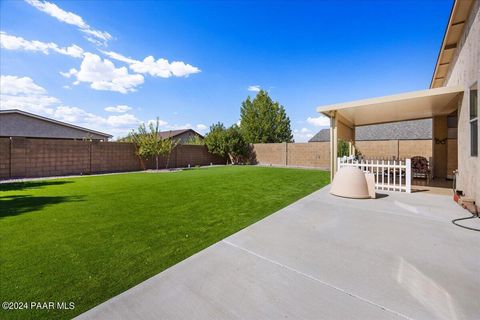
405,158,411,193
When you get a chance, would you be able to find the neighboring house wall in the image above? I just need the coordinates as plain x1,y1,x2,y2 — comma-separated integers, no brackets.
174,131,203,144
0,113,109,140
0,138,225,180
444,1,479,201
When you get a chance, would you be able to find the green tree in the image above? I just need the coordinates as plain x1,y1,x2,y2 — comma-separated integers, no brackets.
337,139,350,157
204,123,249,164
204,122,228,159
240,90,293,143
129,118,172,170
225,125,249,164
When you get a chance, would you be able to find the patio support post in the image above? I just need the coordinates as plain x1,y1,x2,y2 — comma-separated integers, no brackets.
330,111,338,181
406,158,412,193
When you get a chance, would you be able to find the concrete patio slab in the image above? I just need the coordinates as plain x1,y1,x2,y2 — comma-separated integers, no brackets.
77,186,480,320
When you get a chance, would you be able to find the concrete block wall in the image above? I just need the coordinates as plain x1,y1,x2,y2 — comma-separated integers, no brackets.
91,142,140,173
398,140,433,160
176,145,226,167
252,140,434,170
286,142,330,168
24,139,90,178
355,140,399,159
251,143,287,166
0,138,226,180
251,142,330,169
10,137,27,178
356,140,433,160
0,138,11,179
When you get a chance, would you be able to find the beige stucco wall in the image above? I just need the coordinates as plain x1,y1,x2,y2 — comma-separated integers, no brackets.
337,121,354,141
445,1,480,201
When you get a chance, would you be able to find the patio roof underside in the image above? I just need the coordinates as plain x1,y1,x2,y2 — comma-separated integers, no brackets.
316,86,464,127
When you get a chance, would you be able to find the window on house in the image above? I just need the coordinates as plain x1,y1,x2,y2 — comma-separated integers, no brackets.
470,87,478,156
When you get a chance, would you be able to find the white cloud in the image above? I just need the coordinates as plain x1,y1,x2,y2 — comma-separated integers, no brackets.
105,105,132,113
248,85,261,92
1,75,46,95
293,127,314,143
306,115,330,127
0,31,84,58
54,105,102,124
0,74,143,138
62,53,144,93
101,50,136,64
0,75,59,114
101,51,200,78
146,118,169,127
195,124,208,133
106,113,140,127
149,121,207,134
25,0,111,45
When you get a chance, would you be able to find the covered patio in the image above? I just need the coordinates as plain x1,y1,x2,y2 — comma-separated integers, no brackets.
317,86,464,193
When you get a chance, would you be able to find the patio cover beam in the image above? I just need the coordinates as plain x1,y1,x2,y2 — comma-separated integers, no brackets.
317,86,463,127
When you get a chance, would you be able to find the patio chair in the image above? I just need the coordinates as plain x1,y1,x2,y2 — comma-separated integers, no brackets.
411,156,431,181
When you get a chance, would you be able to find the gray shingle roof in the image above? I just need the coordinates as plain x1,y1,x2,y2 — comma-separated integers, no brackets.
309,119,432,142
157,129,204,139
309,128,330,142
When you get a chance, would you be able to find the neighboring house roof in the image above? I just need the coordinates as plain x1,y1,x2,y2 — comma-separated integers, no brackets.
0,109,112,140
158,129,204,139
355,118,432,141
309,129,330,142
309,119,432,142
430,0,475,88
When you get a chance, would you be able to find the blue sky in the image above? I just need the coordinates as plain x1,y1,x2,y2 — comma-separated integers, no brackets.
0,0,452,140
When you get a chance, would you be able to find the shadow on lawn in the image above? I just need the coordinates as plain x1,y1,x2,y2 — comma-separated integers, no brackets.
0,180,73,191
0,194,84,218
0,180,73,192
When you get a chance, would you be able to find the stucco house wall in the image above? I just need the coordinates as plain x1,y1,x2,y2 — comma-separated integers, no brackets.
444,1,479,201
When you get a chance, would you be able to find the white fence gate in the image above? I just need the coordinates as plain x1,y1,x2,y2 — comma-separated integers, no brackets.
338,157,411,193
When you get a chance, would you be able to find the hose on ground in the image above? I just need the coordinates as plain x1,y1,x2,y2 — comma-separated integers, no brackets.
451,215,480,232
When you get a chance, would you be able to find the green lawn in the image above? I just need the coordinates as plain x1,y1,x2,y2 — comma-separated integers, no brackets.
0,166,329,319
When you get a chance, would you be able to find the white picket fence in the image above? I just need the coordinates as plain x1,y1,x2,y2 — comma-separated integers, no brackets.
338,157,411,193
